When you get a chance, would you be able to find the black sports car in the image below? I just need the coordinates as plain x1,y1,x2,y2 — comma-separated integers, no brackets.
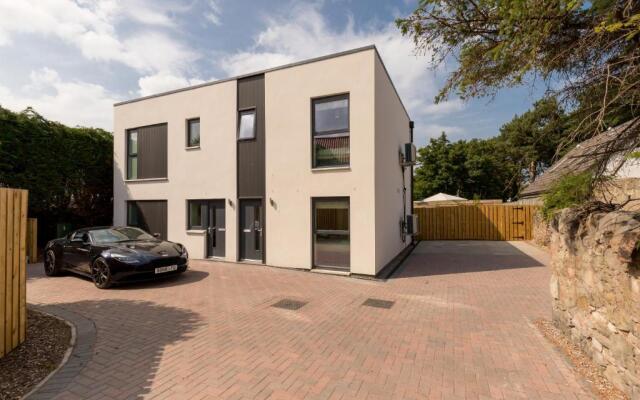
44,226,189,289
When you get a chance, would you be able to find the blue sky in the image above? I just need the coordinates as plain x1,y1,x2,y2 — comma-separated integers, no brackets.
0,0,545,146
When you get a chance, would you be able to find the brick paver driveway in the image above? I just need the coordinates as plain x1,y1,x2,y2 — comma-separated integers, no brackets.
27,241,595,400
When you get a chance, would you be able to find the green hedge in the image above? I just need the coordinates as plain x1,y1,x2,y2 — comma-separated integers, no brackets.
0,106,113,244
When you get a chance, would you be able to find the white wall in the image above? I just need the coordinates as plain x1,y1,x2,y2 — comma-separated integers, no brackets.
373,55,412,273
607,152,640,178
113,81,238,260
264,49,377,274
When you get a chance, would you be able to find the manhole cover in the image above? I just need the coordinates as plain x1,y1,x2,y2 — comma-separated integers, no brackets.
362,298,395,309
272,299,307,310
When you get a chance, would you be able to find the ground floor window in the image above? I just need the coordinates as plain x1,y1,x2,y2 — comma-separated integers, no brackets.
126,200,167,240
313,197,349,270
187,200,207,230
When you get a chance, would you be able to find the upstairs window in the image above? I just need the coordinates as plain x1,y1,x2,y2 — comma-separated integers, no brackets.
312,94,349,168
127,130,138,179
238,109,256,140
186,118,200,147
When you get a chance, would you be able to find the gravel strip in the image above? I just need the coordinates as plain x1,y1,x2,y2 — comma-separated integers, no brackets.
535,319,629,400
0,309,71,400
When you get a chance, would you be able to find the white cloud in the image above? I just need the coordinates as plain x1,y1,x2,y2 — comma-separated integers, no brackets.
204,0,222,26
0,67,118,130
138,72,207,96
217,2,465,140
219,52,295,76
0,0,197,74
422,99,465,115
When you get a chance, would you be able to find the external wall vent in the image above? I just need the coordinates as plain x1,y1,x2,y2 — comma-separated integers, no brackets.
400,143,417,166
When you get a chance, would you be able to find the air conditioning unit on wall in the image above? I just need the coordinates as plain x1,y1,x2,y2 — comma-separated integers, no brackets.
401,143,416,166
405,214,419,236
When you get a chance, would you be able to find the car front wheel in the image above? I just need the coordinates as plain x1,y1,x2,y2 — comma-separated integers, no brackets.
92,257,113,289
44,249,61,276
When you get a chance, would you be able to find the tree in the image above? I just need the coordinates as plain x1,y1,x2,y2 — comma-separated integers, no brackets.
0,106,113,243
413,133,519,201
397,0,640,178
499,97,568,183
463,138,519,199
414,133,466,199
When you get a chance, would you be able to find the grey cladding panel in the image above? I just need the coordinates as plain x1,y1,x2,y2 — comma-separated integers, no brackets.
237,75,265,198
132,123,167,179
127,200,168,240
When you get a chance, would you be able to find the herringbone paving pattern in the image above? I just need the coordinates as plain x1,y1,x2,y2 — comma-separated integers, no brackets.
27,241,595,399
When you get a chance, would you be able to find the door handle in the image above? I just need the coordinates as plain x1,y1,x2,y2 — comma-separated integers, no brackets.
218,228,226,232
243,229,251,233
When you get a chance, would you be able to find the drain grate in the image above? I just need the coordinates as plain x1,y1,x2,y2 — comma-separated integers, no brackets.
362,298,395,309
272,299,307,310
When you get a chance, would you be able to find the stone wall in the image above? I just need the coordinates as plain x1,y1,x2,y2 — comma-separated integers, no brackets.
550,209,640,397
532,209,552,248
595,178,640,211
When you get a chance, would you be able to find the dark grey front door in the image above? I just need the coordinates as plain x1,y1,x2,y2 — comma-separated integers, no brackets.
206,200,226,258
239,199,263,261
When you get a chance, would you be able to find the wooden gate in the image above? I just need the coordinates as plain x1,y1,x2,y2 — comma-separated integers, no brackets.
415,204,536,241
0,188,28,357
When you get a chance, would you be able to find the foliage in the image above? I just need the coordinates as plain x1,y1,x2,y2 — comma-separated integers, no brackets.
541,172,594,220
414,96,572,200
398,0,640,182
0,106,113,242
498,97,569,183
413,133,519,200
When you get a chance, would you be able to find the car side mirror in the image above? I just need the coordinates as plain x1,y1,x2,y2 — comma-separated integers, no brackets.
153,233,161,238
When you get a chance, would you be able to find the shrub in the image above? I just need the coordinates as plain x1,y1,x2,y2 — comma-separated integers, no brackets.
542,172,594,220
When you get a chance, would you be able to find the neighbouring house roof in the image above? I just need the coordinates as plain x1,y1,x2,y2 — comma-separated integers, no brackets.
421,193,467,202
520,119,639,198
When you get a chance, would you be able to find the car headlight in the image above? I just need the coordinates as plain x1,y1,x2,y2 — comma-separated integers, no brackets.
179,245,188,258
110,253,141,264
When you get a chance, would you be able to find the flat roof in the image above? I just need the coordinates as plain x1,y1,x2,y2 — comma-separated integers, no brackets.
114,45,410,119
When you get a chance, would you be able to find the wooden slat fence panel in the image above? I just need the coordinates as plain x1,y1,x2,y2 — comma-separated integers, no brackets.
27,218,37,263
416,204,538,241
0,188,28,357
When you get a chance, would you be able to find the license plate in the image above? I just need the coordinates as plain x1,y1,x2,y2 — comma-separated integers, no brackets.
155,265,178,274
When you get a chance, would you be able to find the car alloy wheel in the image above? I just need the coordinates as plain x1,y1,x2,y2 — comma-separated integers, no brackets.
92,258,112,289
44,250,56,276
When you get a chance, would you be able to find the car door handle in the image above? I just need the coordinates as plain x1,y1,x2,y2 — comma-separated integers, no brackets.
77,248,89,253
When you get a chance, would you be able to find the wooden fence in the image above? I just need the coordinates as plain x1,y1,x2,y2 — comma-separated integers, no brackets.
0,188,28,357
415,204,537,241
27,218,37,263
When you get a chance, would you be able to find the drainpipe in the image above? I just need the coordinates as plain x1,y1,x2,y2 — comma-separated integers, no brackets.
409,121,415,244
409,121,414,217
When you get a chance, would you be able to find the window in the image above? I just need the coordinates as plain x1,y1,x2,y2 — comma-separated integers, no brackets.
125,124,167,180
312,95,349,168
70,231,86,242
313,198,350,270
90,227,153,244
187,200,207,229
127,131,138,179
186,118,200,147
238,109,256,140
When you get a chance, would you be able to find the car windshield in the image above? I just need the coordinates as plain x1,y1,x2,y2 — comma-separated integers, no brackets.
90,227,154,244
